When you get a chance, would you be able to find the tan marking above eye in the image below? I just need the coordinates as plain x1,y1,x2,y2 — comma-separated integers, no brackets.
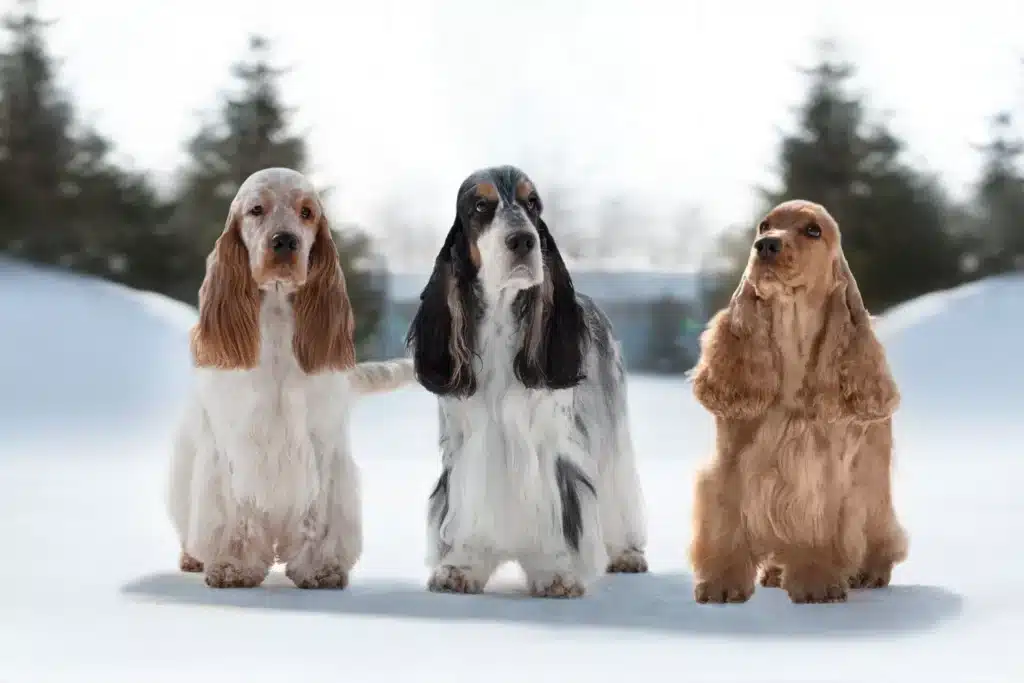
515,180,535,202
476,183,498,201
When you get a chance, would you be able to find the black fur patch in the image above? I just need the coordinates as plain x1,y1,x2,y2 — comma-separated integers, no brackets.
555,457,596,553
428,468,450,527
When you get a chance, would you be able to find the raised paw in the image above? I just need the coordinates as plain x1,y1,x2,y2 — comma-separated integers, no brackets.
848,565,893,590
529,574,586,599
606,548,649,574
204,562,267,589
179,550,204,573
783,571,848,604
758,564,783,588
694,578,753,604
427,565,484,595
286,562,349,590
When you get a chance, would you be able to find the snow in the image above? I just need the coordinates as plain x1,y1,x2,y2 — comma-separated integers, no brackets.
1,261,1022,683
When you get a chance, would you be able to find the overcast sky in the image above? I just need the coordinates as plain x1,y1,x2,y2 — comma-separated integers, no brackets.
14,0,1024,252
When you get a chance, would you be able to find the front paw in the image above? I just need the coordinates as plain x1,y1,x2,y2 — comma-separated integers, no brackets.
427,565,484,595
529,574,586,599
286,562,349,590
606,548,649,574
204,562,267,589
694,576,754,604
783,567,848,604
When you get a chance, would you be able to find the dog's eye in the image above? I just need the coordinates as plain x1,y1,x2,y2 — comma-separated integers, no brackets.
475,199,490,213
526,194,540,212
249,205,263,217
300,207,312,220
758,220,769,233
805,222,821,238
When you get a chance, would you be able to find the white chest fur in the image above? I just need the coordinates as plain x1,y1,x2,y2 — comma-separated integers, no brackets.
196,290,347,518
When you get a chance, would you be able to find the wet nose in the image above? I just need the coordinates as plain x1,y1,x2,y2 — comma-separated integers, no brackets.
754,236,782,261
270,231,299,255
505,231,536,257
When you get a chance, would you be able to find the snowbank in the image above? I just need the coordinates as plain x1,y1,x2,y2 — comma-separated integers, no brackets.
0,257,196,444
875,273,1024,424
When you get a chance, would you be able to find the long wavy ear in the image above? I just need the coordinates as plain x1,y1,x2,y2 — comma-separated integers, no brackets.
191,209,260,369
292,212,356,374
691,261,779,420
514,217,587,390
406,216,479,397
808,251,899,422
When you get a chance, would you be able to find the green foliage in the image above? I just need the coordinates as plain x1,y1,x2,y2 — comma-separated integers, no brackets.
700,41,968,317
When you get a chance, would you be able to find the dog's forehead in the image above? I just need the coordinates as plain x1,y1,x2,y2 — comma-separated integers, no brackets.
236,167,314,200
458,165,536,206
766,200,838,233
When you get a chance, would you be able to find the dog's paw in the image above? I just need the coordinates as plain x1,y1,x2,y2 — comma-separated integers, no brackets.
179,550,204,573
848,565,893,590
783,571,848,604
287,562,349,590
427,565,484,595
529,574,586,599
204,562,266,589
758,564,783,588
694,578,753,604
606,548,649,574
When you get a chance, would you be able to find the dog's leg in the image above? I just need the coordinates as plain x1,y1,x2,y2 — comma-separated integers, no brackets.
690,464,757,604
284,441,362,590
201,516,275,589
519,455,605,599
179,549,204,573
758,558,783,588
848,421,908,590
598,436,649,574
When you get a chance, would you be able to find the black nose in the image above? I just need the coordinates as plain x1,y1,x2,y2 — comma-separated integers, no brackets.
270,231,299,255
505,231,536,257
754,236,782,261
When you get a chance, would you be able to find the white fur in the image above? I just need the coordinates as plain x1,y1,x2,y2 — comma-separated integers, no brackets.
168,289,413,588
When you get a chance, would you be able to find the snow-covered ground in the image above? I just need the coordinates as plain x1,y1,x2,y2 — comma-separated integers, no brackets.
1,261,1021,682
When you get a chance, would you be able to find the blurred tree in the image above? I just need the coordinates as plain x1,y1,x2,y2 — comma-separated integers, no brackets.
970,111,1024,273
0,0,170,287
640,294,699,374
701,40,965,315
169,35,385,356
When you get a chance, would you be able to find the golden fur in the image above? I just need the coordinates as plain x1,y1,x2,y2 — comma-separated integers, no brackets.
689,199,907,604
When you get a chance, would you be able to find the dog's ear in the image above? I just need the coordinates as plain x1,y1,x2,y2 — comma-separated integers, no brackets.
691,260,779,420
191,208,260,369
292,212,356,374
514,217,587,390
803,252,899,423
406,215,479,397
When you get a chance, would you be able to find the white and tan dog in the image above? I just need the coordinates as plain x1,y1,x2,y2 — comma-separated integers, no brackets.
167,167,414,589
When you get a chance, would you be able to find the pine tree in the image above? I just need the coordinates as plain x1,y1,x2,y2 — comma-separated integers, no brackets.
170,35,385,355
972,111,1024,273
0,0,75,261
703,41,964,315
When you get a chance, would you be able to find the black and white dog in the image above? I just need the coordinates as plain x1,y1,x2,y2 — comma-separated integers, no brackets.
406,165,648,598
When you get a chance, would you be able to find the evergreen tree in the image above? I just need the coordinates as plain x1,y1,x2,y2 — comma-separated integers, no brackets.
703,41,964,315
170,35,385,356
0,0,75,261
971,111,1024,273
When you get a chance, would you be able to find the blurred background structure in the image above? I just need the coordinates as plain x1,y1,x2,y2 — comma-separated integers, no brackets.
2,0,1022,371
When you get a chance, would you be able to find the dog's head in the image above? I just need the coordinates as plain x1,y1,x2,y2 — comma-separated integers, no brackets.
405,165,586,397
191,167,355,373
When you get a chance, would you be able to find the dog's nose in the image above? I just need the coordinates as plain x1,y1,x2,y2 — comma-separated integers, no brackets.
505,231,536,257
270,231,299,255
754,236,782,261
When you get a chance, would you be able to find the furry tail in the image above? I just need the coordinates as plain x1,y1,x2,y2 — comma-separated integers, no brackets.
347,357,416,396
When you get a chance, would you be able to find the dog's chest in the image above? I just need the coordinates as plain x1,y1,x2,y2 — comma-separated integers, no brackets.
771,300,822,405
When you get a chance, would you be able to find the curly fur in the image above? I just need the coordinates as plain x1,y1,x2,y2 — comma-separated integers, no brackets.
689,199,907,605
